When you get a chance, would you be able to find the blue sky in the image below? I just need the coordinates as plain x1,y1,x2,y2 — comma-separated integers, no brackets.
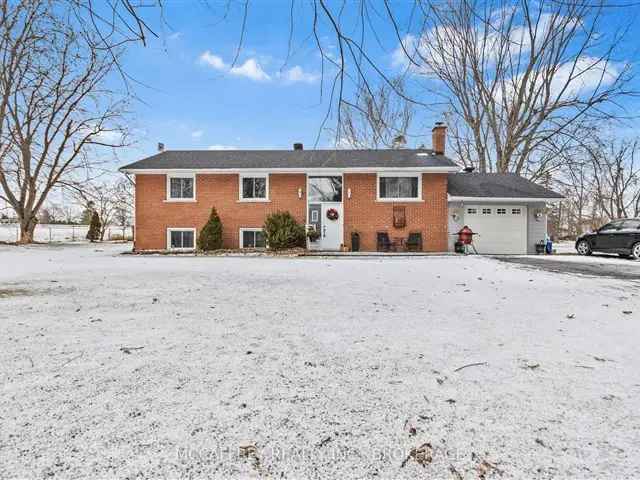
113,1,640,170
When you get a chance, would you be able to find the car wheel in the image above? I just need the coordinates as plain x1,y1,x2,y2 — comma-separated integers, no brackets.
576,240,592,256
631,242,640,260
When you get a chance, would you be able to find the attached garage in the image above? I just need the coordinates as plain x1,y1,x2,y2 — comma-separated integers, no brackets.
447,172,564,254
461,205,527,254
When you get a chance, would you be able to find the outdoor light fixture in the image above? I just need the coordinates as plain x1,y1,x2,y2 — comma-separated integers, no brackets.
298,188,303,199
452,212,460,222
347,188,352,199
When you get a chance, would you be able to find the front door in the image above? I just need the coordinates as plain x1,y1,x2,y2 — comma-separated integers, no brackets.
307,175,343,251
319,203,343,250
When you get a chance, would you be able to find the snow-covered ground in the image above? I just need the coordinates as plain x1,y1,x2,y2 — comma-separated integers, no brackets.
0,224,133,243
1,244,639,479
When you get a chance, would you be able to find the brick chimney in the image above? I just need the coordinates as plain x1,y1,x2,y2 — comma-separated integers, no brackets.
432,122,447,155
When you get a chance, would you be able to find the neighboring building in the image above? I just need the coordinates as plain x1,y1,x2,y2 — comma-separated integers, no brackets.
120,125,562,254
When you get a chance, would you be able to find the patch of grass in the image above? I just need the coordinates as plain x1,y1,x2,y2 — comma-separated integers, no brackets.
0,288,31,298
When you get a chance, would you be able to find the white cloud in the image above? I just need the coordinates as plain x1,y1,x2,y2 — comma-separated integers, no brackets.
191,130,204,139
229,58,271,82
207,144,238,150
199,51,227,71
278,66,320,84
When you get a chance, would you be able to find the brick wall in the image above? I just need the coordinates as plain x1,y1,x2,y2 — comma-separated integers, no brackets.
343,173,449,252
135,172,449,252
134,173,306,250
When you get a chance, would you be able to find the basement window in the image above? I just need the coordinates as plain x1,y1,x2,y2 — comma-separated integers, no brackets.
240,228,266,249
239,174,268,201
167,174,195,201
167,228,195,250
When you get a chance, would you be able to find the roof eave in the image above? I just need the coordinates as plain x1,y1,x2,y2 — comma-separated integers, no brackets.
119,166,461,174
448,195,564,203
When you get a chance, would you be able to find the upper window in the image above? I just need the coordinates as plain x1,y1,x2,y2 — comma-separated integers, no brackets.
168,229,195,250
482,208,492,214
308,176,342,202
378,174,420,201
467,208,477,214
240,175,268,201
167,174,195,201
497,208,507,215
511,208,522,215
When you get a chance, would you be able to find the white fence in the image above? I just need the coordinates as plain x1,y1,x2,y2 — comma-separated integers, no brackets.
0,223,133,243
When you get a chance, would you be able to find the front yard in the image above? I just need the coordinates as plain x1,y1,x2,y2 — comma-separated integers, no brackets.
1,244,639,478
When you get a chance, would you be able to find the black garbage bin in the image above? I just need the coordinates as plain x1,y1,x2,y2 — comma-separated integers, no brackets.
351,232,360,252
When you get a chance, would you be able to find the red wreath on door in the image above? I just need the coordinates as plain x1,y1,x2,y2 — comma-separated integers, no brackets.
326,208,339,221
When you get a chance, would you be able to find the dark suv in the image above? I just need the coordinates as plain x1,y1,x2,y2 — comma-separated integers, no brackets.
575,219,640,258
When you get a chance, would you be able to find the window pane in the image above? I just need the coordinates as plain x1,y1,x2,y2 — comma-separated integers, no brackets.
242,178,254,198
255,231,266,248
170,178,182,198
242,230,255,248
379,177,418,199
254,178,266,198
181,178,193,198
182,231,194,248
170,231,182,248
308,177,342,202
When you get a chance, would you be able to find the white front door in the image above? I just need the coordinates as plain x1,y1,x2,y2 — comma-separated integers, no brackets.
319,203,343,250
464,205,527,254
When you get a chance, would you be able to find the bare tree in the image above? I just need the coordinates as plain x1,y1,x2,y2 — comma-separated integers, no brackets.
0,1,129,243
338,77,414,149
395,0,635,175
587,137,640,219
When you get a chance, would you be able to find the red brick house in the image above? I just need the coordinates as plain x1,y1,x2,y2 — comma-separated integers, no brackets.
120,125,562,253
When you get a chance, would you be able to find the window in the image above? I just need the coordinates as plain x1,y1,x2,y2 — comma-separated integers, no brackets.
377,174,421,201
240,229,266,249
308,176,342,202
167,174,195,201
311,210,319,222
511,208,522,215
482,208,492,214
240,175,268,201
497,208,507,215
167,228,195,250
467,208,477,214
621,220,640,230
599,221,623,232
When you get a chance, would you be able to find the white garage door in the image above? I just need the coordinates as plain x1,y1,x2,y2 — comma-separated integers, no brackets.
463,205,527,254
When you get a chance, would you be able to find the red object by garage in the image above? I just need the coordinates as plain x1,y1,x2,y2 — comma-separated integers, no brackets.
457,226,475,245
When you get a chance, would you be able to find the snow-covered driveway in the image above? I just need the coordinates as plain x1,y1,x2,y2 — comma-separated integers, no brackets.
1,244,639,479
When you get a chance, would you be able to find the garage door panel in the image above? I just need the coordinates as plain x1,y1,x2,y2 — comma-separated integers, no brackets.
464,205,527,254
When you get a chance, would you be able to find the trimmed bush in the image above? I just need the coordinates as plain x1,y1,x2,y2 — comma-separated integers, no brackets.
198,207,223,251
263,211,306,250
86,212,101,241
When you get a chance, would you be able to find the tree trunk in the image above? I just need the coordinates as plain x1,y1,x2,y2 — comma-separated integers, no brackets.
19,217,37,244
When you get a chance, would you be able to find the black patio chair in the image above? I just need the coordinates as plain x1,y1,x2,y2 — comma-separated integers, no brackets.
406,232,423,252
377,232,392,252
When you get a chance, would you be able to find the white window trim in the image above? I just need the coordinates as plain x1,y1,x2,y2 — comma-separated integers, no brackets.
166,173,196,202
238,173,270,202
239,228,267,249
376,172,423,202
167,228,196,250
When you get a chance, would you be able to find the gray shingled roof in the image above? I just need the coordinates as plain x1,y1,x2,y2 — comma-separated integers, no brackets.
119,148,458,171
447,172,563,199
